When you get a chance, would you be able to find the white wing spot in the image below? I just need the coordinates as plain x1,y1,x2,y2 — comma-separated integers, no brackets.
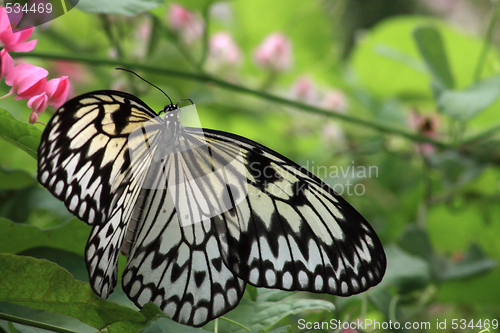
129,280,142,298
361,277,367,288
365,234,374,248
314,275,323,290
178,302,193,323
79,202,87,217
341,281,348,294
227,288,238,306
55,180,65,195
165,301,177,318
69,195,79,211
193,308,208,326
40,171,49,183
249,267,259,284
328,277,336,292
282,271,293,289
265,269,276,286
298,270,308,288
351,278,359,291
138,287,152,305
212,293,225,315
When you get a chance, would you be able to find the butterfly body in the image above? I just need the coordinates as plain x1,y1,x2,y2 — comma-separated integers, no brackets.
37,90,386,327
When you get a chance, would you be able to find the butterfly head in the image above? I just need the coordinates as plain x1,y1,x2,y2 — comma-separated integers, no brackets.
163,103,181,117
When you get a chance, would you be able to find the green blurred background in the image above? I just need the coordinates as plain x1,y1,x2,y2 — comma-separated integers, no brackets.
1,0,500,332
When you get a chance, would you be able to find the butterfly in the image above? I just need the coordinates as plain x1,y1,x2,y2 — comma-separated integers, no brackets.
37,87,386,327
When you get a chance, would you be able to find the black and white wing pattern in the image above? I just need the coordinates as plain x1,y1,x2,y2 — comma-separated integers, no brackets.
38,91,161,297
37,90,386,328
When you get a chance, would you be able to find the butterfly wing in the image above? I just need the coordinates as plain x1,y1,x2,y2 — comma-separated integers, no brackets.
121,126,385,327
37,91,161,297
187,128,386,295
121,138,246,327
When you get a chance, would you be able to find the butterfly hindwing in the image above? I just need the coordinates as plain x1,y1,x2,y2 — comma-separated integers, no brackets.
121,149,245,327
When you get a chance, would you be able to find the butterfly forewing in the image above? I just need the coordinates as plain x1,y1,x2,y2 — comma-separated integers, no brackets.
186,129,386,295
38,91,159,225
37,91,161,297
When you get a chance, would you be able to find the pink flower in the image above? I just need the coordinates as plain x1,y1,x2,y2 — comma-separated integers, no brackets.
291,77,317,103
46,76,69,108
0,49,14,80
6,63,48,100
254,33,292,72
0,6,37,52
28,110,39,124
322,121,345,144
408,111,440,156
422,0,460,14
28,92,48,113
168,3,204,44
208,32,242,70
321,89,348,113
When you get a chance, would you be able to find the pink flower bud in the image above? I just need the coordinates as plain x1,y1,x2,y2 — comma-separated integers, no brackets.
291,77,317,103
208,32,242,70
46,76,69,108
169,3,193,30
168,3,204,44
6,63,48,100
0,7,37,52
254,33,292,72
408,111,440,156
0,49,14,80
28,92,48,113
321,89,348,113
28,110,39,124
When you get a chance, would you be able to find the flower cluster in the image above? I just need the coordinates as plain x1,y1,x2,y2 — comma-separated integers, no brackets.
167,3,350,146
167,3,345,106
0,5,69,124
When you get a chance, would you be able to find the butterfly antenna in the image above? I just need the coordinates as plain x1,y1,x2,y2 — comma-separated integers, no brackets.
115,68,174,105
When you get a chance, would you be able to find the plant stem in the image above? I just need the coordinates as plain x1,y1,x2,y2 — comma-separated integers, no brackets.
0,313,78,333
463,122,500,144
473,0,500,83
197,3,212,70
219,316,251,331
18,51,451,149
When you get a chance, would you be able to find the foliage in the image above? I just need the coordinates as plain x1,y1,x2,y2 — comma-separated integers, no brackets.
1,0,500,332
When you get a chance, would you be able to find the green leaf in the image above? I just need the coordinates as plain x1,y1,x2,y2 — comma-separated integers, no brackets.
140,316,213,333
368,288,410,333
0,187,72,224
397,225,435,261
382,244,431,294
18,247,88,282
438,74,500,121
213,298,335,333
174,0,215,11
0,108,41,160
413,26,455,93
76,0,163,15
375,44,427,74
350,17,495,101
0,167,36,190
0,254,146,330
439,244,496,281
0,218,88,255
